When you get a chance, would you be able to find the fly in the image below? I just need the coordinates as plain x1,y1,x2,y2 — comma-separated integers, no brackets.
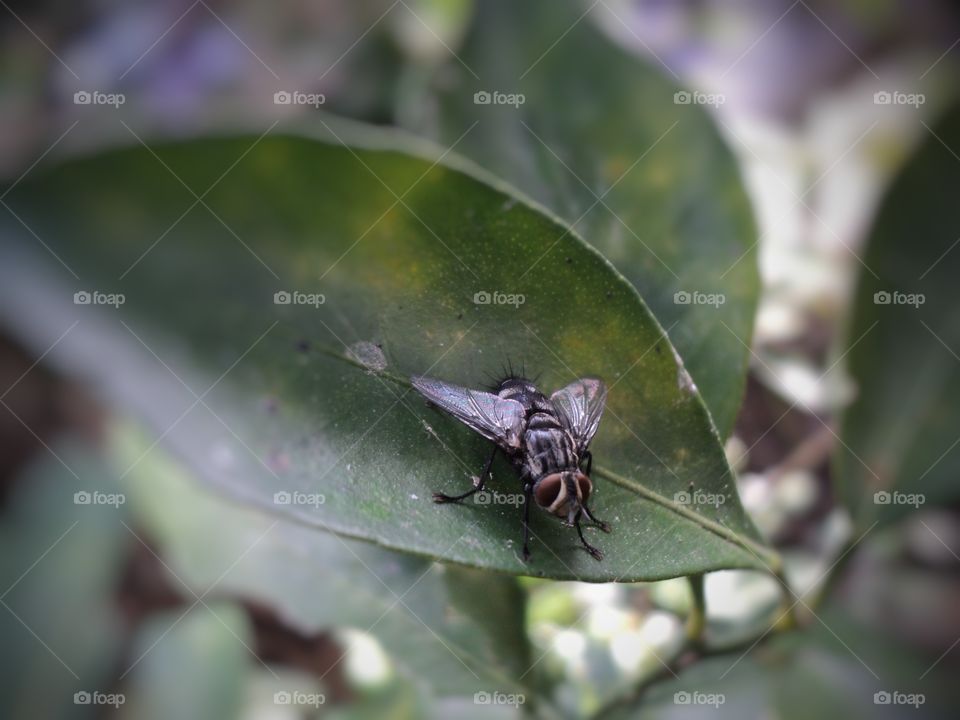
411,373,611,561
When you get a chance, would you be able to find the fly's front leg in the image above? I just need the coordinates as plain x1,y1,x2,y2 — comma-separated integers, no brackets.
581,502,611,533
521,478,533,561
433,445,498,503
574,510,604,560
578,451,610,532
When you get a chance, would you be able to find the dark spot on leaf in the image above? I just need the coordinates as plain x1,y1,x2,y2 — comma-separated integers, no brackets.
296,340,310,353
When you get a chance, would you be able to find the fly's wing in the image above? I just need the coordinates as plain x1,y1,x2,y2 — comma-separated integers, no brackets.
550,378,607,452
411,376,525,449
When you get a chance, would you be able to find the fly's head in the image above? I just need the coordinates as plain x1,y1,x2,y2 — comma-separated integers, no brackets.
533,470,592,524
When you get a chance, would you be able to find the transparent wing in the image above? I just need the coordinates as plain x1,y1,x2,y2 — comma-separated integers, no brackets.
550,378,607,452
411,375,525,449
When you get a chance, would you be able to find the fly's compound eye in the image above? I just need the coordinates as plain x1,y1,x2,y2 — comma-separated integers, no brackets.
576,472,592,504
534,473,564,508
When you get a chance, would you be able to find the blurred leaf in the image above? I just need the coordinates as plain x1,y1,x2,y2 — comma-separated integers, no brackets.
607,608,952,719
0,121,770,581
837,103,960,526
442,566,532,681
401,0,759,438
116,424,537,700
121,606,251,720
0,443,128,720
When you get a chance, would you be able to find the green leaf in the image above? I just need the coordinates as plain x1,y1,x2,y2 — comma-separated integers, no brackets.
115,423,538,701
0,443,129,720
121,606,252,720
0,120,771,581
400,0,759,438
837,103,960,526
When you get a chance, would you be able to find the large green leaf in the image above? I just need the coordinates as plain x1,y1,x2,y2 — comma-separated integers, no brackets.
0,121,771,581
837,103,960,526
400,0,759,438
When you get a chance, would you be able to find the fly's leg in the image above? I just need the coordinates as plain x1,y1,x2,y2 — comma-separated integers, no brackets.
521,480,533,561
581,502,611,533
433,445,497,503
581,450,593,476
574,511,604,560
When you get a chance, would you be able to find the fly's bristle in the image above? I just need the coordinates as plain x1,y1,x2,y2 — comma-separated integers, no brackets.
491,356,533,391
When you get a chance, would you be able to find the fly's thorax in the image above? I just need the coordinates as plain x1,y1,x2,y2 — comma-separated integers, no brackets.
532,470,592,519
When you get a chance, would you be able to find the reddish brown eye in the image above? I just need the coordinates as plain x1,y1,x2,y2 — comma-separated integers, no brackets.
576,473,592,503
535,473,563,507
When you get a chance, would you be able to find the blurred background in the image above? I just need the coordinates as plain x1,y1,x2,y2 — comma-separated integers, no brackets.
1,0,959,718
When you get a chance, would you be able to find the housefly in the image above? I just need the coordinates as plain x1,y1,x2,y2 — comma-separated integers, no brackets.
411,374,611,561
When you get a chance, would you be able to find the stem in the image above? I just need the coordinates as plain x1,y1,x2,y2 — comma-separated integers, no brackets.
685,574,706,646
